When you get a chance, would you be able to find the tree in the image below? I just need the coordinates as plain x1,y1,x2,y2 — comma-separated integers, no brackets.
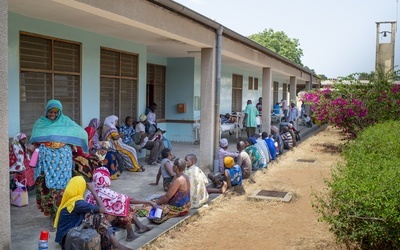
248,28,303,66
318,74,328,80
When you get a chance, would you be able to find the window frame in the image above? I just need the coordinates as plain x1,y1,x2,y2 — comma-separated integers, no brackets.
100,47,139,123
19,32,82,136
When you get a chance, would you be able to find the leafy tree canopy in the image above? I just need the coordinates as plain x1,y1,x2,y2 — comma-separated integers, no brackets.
248,28,304,66
318,74,328,80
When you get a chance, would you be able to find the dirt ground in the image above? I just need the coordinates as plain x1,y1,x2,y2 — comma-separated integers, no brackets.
143,126,347,250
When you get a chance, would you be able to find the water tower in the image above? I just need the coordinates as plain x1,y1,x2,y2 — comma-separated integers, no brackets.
375,21,396,73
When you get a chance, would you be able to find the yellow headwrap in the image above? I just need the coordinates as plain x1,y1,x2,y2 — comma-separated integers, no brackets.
53,176,86,228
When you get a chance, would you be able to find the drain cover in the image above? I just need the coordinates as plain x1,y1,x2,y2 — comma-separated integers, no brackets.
248,190,293,202
297,159,315,163
257,190,287,198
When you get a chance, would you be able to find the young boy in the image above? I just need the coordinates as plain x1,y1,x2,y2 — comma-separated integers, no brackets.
207,156,243,194
184,154,209,208
149,148,175,191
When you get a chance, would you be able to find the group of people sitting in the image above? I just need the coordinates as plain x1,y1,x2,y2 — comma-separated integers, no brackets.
10,99,306,249
7,99,178,249
216,122,302,186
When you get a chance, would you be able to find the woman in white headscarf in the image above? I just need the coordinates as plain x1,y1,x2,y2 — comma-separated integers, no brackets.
102,115,145,172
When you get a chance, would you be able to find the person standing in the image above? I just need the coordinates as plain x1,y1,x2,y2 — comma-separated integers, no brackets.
243,100,259,138
145,102,158,135
255,97,262,113
280,98,289,122
9,132,35,191
30,99,88,230
288,102,300,130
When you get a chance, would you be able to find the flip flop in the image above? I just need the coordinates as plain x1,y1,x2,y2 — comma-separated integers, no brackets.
136,226,153,234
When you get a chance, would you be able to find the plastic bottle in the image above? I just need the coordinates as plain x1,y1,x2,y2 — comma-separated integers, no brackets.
38,230,49,250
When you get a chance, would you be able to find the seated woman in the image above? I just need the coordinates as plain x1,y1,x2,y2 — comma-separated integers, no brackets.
85,167,156,242
87,118,121,179
119,116,139,149
72,126,100,182
141,158,191,224
149,148,175,191
244,138,266,170
54,176,132,250
102,115,145,172
9,132,35,191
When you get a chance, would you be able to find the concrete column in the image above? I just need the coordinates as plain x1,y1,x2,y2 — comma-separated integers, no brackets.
0,0,10,248
289,76,297,103
199,47,216,171
261,67,272,134
305,80,311,116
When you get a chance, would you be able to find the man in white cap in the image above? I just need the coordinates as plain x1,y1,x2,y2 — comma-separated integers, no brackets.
218,138,238,173
136,114,164,165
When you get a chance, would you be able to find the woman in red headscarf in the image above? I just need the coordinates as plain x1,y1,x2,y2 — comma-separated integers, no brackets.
72,126,99,181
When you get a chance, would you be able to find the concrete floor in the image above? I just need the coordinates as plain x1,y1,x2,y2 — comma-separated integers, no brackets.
10,123,322,249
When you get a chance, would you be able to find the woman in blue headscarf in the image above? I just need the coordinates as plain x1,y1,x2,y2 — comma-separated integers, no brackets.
30,99,88,230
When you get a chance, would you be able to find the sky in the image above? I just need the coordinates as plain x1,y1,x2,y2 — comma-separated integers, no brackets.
173,0,400,78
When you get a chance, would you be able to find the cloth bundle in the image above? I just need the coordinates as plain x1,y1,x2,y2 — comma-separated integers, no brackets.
10,179,29,207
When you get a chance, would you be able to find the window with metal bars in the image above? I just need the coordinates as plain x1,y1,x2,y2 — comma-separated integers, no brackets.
146,64,166,120
100,48,138,123
19,32,81,136
232,74,243,112
248,76,253,90
254,77,259,90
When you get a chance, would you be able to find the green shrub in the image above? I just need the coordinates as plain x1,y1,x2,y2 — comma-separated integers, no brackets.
312,121,400,249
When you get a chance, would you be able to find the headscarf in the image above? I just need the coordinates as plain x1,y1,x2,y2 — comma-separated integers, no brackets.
30,100,88,152
85,167,130,216
9,132,29,172
88,118,101,150
246,137,256,145
84,126,96,150
54,176,86,228
102,115,119,140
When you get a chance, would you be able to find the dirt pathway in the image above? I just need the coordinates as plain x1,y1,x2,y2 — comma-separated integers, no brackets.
143,126,346,250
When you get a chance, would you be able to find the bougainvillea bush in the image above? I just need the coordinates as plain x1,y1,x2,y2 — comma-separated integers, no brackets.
301,69,400,137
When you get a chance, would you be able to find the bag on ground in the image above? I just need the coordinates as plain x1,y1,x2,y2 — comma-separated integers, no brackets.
10,179,28,207
64,221,101,250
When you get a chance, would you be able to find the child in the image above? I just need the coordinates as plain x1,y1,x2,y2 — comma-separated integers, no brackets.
149,148,175,191
184,154,209,209
207,156,243,194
